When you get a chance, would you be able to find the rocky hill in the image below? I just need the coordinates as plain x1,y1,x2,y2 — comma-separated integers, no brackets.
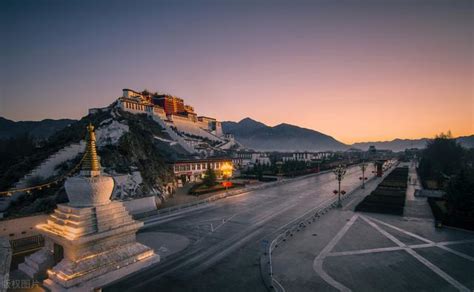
0,106,191,217
222,118,348,151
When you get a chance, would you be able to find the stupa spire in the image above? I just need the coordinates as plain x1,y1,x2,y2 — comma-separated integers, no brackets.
81,123,101,176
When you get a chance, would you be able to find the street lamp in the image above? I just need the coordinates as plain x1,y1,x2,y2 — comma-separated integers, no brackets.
359,162,368,189
276,161,283,176
333,164,347,208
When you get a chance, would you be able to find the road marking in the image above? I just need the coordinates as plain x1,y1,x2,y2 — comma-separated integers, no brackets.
361,215,471,292
366,215,474,262
328,246,411,257
273,278,286,292
438,245,474,262
313,214,358,292
366,216,433,243
211,213,239,233
327,241,474,261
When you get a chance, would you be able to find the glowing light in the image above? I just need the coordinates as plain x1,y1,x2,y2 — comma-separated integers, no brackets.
221,162,233,177
137,250,154,261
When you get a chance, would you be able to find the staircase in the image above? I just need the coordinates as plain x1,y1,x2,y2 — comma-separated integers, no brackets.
18,248,55,280
12,141,86,193
0,141,86,215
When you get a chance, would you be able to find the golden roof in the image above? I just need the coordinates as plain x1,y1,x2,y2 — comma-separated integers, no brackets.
81,123,101,174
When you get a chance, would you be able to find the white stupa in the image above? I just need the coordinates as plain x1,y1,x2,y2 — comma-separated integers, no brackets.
19,124,159,291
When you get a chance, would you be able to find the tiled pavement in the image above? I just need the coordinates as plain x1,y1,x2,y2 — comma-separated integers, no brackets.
272,163,474,292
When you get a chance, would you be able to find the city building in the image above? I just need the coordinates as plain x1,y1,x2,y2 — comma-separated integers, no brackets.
172,158,233,182
116,88,228,154
152,95,185,115
232,152,271,169
282,151,334,162
282,152,315,162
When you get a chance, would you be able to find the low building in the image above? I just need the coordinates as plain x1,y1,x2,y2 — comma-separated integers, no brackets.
282,152,315,162
172,158,233,182
315,151,334,160
232,152,271,169
282,151,334,162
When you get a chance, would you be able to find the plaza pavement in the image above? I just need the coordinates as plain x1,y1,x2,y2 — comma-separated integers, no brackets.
271,163,474,292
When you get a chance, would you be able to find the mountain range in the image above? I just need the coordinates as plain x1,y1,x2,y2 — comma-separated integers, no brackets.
352,136,474,152
1,116,473,152
0,117,76,140
222,118,347,152
222,118,474,152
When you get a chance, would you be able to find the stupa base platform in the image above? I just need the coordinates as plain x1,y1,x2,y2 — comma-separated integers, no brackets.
43,243,159,291
18,125,161,291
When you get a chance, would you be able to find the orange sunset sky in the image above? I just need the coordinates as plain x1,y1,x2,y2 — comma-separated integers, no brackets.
0,0,472,144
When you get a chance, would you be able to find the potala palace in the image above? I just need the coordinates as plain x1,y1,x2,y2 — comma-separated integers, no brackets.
113,88,240,156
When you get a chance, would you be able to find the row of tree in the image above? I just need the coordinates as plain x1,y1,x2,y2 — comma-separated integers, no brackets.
418,132,474,213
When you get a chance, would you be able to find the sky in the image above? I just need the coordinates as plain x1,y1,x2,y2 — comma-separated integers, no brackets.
0,0,472,144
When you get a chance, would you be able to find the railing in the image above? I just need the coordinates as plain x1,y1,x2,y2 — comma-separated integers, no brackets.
262,188,359,291
10,235,44,255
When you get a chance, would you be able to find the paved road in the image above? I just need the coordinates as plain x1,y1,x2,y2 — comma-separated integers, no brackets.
105,164,373,292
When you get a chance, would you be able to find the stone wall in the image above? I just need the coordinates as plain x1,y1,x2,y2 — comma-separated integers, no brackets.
122,196,158,215
0,237,12,292
0,214,48,241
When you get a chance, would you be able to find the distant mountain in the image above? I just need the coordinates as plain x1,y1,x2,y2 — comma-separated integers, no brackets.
222,117,474,152
456,135,474,148
352,135,474,152
0,117,76,140
222,118,347,151
221,117,267,135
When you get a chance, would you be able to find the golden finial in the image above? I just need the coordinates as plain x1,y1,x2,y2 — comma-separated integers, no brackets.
81,123,101,176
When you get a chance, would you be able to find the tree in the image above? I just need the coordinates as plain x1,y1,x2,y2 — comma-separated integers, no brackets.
418,132,464,187
446,168,474,213
203,167,217,187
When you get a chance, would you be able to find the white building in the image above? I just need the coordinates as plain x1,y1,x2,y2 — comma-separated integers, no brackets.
282,151,334,162
115,88,232,154
282,152,315,162
232,152,271,169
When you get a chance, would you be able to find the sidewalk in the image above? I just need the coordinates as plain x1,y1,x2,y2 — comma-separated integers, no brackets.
270,162,474,292
404,161,433,219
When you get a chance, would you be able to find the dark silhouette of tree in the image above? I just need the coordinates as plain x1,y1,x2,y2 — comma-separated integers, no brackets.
446,168,474,213
203,167,217,187
418,132,464,186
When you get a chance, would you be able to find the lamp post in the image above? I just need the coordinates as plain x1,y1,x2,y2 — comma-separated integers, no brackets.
359,162,368,189
333,164,347,208
276,161,283,176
